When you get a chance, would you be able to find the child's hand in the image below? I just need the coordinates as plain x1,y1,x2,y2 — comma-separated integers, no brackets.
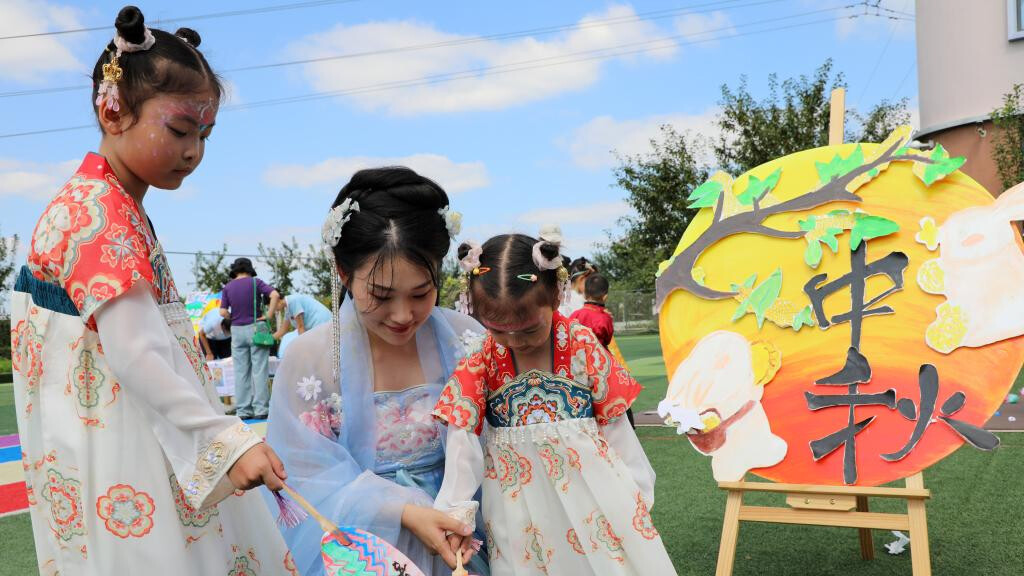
446,533,478,565
400,505,473,569
228,443,287,491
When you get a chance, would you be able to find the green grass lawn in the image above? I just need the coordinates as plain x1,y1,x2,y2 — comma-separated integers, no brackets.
1,336,1023,575
0,357,10,373
0,383,15,437
615,332,667,413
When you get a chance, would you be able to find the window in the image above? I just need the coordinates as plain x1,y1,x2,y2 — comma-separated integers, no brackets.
1011,0,1024,41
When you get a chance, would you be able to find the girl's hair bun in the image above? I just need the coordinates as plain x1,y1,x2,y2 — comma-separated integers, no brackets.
538,242,561,262
457,242,473,260
114,6,147,44
175,27,202,47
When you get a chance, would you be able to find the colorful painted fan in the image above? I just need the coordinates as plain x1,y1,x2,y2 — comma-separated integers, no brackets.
321,528,426,576
274,484,427,576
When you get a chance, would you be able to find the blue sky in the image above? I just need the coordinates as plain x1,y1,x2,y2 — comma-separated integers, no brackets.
0,0,917,291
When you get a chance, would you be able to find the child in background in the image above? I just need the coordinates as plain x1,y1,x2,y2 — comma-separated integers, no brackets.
432,232,676,575
571,273,635,427
272,293,331,359
569,273,613,346
9,6,289,574
199,307,232,360
557,256,594,317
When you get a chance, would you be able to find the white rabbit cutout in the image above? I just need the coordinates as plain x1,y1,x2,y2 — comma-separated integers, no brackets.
659,331,787,482
923,182,1024,353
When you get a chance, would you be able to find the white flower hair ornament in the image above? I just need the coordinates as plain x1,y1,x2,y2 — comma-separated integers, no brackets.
533,224,565,271
458,241,483,274
533,224,571,299
322,198,360,249
438,205,462,239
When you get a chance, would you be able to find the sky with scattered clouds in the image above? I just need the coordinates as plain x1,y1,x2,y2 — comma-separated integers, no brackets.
0,0,917,291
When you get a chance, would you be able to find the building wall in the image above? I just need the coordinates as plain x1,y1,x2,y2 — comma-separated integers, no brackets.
916,0,1024,195
916,0,1024,133
928,120,1004,195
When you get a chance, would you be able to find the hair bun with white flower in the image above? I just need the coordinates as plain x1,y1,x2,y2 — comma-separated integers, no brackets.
533,224,564,271
322,197,360,248
438,205,462,239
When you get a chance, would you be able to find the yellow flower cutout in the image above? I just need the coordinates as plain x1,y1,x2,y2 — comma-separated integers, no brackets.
915,216,940,251
750,340,782,387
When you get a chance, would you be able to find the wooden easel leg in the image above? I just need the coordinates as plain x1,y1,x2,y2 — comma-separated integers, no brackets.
905,473,932,576
715,490,743,576
856,496,874,560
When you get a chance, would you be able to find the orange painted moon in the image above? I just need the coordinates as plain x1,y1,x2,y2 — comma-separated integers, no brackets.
659,142,1024,486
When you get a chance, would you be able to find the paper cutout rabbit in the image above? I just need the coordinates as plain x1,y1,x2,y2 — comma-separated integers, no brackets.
919,182,1024,353
658,330,787,482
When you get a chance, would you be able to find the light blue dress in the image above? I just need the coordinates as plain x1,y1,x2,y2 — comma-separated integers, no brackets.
265,300,489,576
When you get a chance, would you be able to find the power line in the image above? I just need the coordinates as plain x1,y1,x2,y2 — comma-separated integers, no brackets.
229,0,787,72
0,0,364,41
229,14,850,112
0,0,789,99
0,5,865,139
854,0,906,110
889,60,916,101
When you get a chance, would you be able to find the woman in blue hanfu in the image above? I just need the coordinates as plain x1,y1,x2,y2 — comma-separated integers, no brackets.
265,167,489,576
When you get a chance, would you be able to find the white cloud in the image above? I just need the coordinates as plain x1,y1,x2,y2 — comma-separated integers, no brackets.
674,10,736,46
565,109,719,170
516,201,633,256
0,0,84,82
264,154,489,195
0,158,80,201
518,201,629,227
288,4,678,115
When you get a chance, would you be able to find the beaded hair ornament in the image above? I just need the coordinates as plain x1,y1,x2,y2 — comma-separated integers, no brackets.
323,198,461,381
95,25,157,113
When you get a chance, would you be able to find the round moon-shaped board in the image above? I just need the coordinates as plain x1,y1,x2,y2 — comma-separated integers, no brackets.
658,128,1024,486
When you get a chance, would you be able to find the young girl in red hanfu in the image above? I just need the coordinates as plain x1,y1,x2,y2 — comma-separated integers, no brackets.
432,231,676,575
10,7,290,574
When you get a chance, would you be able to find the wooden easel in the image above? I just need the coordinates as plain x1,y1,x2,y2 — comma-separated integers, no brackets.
713,88,933,576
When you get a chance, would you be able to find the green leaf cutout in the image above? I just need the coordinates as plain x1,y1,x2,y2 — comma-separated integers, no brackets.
918,144,966,187
687,180,724,208
792,306,815,332
850,214,900,249
737,168,782,206
731,268,782,328
804,239,823,268
815,145,864,185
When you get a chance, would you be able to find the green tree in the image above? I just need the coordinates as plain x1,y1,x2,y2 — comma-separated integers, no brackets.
303,243,335,300
715,59,909,174
191,244,231,293
1,228,19,358
992,83,1024,191
258,237,302,297
595,125,708,290
0,227,18,301
438,255,462,309
598,60,911,291
851,97,911,144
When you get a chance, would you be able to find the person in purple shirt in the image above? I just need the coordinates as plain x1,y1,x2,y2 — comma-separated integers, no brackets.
220,258,280,419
